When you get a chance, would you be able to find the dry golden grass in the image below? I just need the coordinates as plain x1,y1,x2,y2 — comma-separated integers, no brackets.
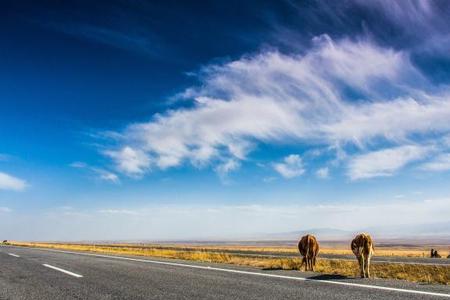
9,241,449,285
319,248,448,257
31,242,447,258
98,242,449,258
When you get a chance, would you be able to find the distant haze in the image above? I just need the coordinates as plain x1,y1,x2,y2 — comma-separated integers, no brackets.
2,203,449,242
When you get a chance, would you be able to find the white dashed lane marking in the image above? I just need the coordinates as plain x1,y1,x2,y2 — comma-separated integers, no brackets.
42,264,83,278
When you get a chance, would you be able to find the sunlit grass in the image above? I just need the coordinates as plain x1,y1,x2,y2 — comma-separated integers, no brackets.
91,243,448,258
9,241,449,285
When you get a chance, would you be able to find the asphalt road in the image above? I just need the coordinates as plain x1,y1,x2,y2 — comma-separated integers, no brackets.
0,246,449,300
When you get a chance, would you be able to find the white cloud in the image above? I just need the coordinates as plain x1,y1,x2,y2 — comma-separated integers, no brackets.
105,146,150,176
93,168,120,183
355,0,448,48
420,153,450,171
70,161,87,168
215,159,240,176
263,176,277,183
0,207,11,213
98,209,141,215
348,145,432,180
316,167,329,179
71,162,120,183
102,35,450,180
273,154,305,179
0,172,27,191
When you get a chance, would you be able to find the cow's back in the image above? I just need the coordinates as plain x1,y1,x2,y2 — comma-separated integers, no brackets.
310,235,319,256
298,234,319,257
351,233,373,256
298,235,308,256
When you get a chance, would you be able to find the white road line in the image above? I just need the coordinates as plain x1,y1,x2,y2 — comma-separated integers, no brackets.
42,264,83,278
8,253,20,258
18,247,450,298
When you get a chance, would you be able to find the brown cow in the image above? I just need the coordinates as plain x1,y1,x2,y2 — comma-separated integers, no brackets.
297,234,319,271
351,233,374,278
431,249,442,258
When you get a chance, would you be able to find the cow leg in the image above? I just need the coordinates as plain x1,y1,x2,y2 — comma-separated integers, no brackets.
302,257,309,272
306,257,310,271
363,256,368,278
358,255,365,278
365,254,371,278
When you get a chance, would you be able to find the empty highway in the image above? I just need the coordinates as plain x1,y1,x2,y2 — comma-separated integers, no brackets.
0,245,449,300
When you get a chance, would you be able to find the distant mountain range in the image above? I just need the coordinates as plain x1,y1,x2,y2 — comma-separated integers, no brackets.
259,222,450,243
71,222,450,245
262,228,354,241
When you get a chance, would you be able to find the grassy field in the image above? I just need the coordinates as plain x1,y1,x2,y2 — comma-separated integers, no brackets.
105,243,449,258
7,241,449,285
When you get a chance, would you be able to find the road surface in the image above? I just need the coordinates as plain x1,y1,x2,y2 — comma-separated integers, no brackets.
0,245,448,299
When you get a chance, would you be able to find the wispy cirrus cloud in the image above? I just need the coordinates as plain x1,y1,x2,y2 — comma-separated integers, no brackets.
215,158,240,184
0,172,27,191
101,34,450,181
69,161,87,168
419,153,450,172
33,3,169,59
348,145,433,180
104,147,150,177
0,207,12,213
273,155,305,179
316,167,329,179
355,0,449,47
54,23,166,57
98,209,142,216
70,162,119,183
94,168,119,184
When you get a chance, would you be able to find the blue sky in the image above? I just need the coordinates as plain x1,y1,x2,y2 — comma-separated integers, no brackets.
1,0,450,241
